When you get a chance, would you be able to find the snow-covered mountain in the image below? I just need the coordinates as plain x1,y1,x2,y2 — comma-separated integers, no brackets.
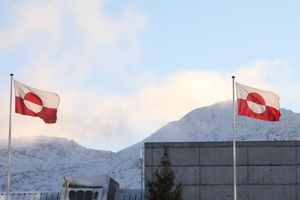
0,136,114,191
1,101,300,191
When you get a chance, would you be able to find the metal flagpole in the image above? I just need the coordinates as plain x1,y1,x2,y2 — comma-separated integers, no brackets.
232,76,237,200
140,148,144,189
7,74,14,200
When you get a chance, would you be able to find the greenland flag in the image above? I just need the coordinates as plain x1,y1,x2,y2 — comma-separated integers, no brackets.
14,80,60,123
236,82,281,121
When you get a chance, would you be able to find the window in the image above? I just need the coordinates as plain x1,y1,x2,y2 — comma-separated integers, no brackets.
68,189,99,200
76,190,84,200
69,191,76,200
94,192,98,200
84,191,93,200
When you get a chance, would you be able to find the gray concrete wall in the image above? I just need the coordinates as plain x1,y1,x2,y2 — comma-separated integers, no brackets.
144,141,300,200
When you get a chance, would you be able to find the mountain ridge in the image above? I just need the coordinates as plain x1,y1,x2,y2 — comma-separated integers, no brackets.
1,101,300,191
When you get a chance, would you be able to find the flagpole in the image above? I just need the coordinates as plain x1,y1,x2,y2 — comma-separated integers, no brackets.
7,74,13,200
139,148,143,189
232,76,237,200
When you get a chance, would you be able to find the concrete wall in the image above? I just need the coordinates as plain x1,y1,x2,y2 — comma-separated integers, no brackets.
144,141,300,200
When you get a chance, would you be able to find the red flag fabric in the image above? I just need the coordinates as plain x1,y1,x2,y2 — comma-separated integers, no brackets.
236,82,281,121
14,80,60,123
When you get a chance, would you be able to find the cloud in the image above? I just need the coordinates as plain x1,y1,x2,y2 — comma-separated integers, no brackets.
68,0,122,46
0,0,146,72
1,59,300,152
1,2,299,152
234,59,289,89
57,70,229,149
0,1,61,50
0,0,147,151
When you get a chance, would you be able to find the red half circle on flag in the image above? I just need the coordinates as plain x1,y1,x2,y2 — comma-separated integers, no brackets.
24,92,43,106
237,99,281,121
246,92,265,105
15,96,58,123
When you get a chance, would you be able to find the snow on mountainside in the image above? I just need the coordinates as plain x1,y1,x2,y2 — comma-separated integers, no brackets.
145,101,300,142
1,101,300,191
0,136,114,191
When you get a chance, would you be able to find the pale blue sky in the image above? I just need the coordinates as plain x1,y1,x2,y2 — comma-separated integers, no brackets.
0,0,299,151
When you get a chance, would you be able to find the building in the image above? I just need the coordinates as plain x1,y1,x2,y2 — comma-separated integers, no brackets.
144,141,300,200
0,175,144,200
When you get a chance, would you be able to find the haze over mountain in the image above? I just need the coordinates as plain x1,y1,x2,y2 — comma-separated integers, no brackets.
1,101,299,191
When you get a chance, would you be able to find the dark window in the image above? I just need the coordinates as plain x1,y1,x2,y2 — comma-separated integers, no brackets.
94,192,98,200
69,191,76,200
84,191,93,200
76,190,84,200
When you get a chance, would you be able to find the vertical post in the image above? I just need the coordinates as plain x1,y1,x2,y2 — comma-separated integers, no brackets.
7,74,14,200
232,76,237,200
140,148,144,189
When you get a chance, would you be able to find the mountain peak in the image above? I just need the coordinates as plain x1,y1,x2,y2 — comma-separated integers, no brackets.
145,101,300,143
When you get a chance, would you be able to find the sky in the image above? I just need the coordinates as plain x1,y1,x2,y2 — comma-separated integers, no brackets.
0,0,300,152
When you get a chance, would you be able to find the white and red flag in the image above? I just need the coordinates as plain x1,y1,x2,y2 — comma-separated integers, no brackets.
14,80,60,123
236,82,281,121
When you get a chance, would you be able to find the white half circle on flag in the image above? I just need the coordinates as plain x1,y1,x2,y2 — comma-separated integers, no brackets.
246,101,266,114
24,100,43,113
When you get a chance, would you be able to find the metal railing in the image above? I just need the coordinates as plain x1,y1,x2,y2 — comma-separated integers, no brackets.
0,189,144,200
0,192,60,200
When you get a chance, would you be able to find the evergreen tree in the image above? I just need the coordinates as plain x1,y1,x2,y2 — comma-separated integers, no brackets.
146,146,182,200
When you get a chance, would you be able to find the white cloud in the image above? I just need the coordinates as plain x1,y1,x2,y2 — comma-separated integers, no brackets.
65,60,299,151
1,60,300,152
68,0,122,46
0,1,62,49
0,0,147,151
1,2,299,152
0,0,146,71
234,59,289,89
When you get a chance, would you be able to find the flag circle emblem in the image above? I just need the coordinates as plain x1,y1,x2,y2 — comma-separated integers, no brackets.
246,92,266,114
23,92,43,113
